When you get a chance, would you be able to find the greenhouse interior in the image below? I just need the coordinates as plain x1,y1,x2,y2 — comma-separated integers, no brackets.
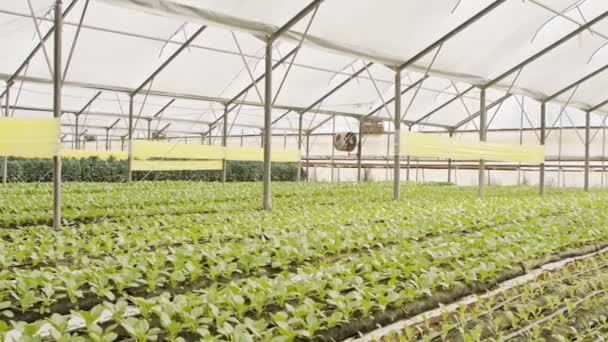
2,0,608,340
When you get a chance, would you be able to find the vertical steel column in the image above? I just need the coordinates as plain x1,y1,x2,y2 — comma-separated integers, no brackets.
331,116,335,183
2,87,8,184
297,113,303,182
74,114,79,149
357,120,363,182
385,125,390,181
478,87,487,197
262,41,272,210
603,121,606,189
222,105,228,183
518,96,524,185
447,130,453,184
539,102,546,195
126,95,133,182
306,133,310,181
105,129,110,151
260,130,263,147
147,119,151,140
393,70,401,200
584,111,591,191
52,0,63,230
558,114,563,188
406,126,411,181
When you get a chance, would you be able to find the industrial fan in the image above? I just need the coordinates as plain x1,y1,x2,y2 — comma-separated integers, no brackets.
333,132,357,152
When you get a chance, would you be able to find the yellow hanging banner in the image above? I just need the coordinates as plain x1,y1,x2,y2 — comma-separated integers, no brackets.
269,148,301,163
0,117,61,158
61,149,128,160
132,140,225,160
132,160,223,171
224,146,300,162
401,131,545,163
133,140,300,162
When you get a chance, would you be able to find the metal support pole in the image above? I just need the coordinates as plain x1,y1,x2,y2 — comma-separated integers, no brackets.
584,111,591,191
331,116,335,183
603,121,606,189
306,133,310,181
74,114,79,149
406,126,411,181
262,41,272,210
393,70,401,200
52,0,63,230
539,102,546,195
478,88,487,197
2,87,9,185
222,105,228,183
105,128,109,151
518,96,524,185
147,119,151,140
297,114,303,182
127,95,133,182
447,131,453,184
357,120,363,182
558,113,563,188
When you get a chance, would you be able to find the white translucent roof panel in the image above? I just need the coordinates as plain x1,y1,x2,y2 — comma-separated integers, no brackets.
3,0,608,138
428,0,582,82
100,0,491,66
0,11,51,77
98,0,608,115
555,70,608,111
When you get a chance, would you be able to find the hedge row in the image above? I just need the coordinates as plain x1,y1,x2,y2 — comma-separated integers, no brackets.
3,158,304,182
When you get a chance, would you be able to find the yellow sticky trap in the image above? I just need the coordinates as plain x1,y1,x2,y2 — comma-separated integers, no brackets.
225,147,263,161
271,149,300,162
132,141,225,160
0,118,60,158
132,160,223,171
134,141,300,162
225,146,300,162
402,132,545,163
61,149,128,160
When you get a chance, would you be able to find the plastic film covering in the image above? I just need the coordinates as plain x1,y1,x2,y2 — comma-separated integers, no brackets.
401,131,545,163
60,149,128,160
0,117,60,158
96,0,608,114
131,159,223,171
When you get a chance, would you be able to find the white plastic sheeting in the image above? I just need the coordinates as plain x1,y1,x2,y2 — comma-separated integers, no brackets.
0,0,606,141
99,0,608,108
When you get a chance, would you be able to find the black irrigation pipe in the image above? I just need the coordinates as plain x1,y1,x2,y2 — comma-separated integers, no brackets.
117,251,608,342
422,260,608,341
311,241,608,341
6,233,608,341
3,195,566,271
0,185,382,229
1,207,575,323
503,290,606,340
4,204,585,324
